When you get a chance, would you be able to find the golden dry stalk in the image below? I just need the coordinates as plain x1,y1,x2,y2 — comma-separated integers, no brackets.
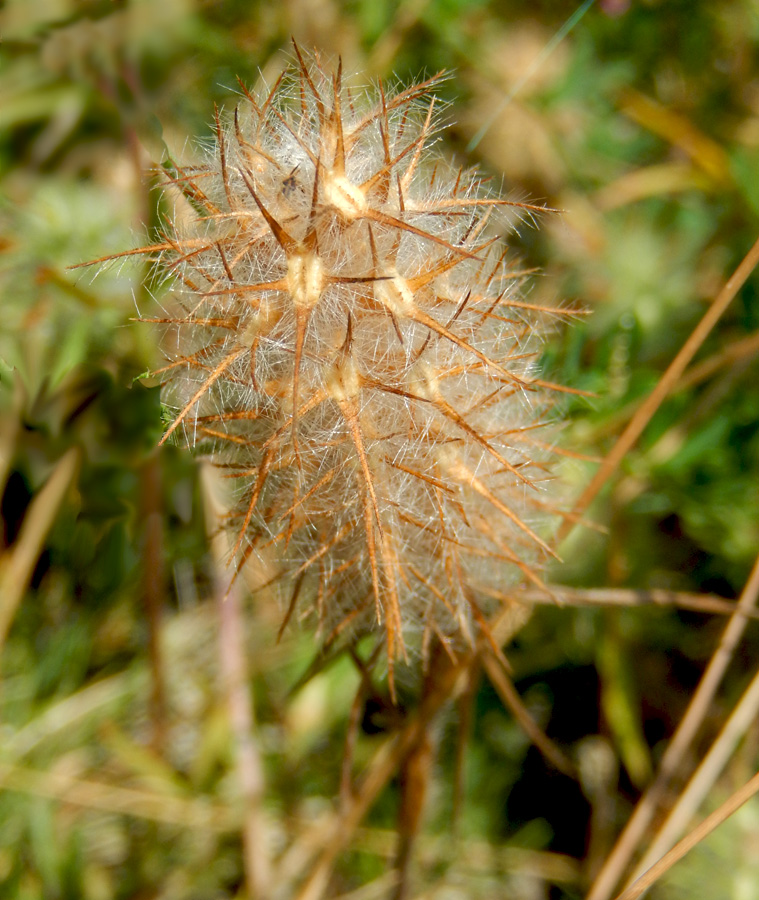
130,47,577,689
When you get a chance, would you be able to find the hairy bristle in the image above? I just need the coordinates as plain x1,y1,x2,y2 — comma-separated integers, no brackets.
136,47,575,689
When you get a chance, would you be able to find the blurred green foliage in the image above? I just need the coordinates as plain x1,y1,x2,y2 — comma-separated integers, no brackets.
1,0,759,898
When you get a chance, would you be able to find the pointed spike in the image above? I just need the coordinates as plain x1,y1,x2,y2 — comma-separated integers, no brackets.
159,347,246,447
304,156,321,249
330,57,346,176
235,75,261,114
363,208,482,261
341,310,353,355
239,169,297,251
214,105,236,212
292,41,327,124
259,69,288,119
215,242,235,282
69,242,174,269
231,446,274,556
400,97,436,193
277,572,306,642
339,399,383,537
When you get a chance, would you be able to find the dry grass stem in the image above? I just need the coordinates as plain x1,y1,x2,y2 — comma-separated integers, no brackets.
559,233,759,545
625,551,759,883
612,769,759,900
517,586,759,619
482,649,576,777
674,331,759,392
0,447,80,651
290,650,465,900
587,550,759,900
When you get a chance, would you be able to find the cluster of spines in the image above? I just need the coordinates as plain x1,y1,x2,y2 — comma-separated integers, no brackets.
114,47,579,691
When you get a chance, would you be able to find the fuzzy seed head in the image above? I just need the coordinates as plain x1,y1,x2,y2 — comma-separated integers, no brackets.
144,48,573,679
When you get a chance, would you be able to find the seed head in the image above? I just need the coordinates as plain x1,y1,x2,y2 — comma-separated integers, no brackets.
139,47,576,689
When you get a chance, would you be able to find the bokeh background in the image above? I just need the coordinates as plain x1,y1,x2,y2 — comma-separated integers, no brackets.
2,1,759,898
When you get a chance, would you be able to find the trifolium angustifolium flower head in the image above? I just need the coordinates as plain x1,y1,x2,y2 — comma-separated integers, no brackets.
125,46,580,692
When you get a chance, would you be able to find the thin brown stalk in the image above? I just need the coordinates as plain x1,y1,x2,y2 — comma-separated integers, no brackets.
393,725,435,900
631,658,759,887
674,331,759,392
288,649,465,900
624,552,759,884
516,586,759,619
558,233,759,545
482,650,577,778
0,448,80,652
612,770,759,900
586,550,759,900
585,329,759,446
340,680,368,811
291,732,421,900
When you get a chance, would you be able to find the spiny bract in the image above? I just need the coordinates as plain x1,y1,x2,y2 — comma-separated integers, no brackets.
141,47,574,685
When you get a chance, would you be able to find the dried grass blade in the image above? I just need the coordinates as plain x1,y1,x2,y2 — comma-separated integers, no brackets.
558,233,759,545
